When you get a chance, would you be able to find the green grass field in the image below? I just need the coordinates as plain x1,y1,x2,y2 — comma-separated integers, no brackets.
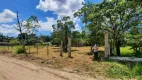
120,46,134,57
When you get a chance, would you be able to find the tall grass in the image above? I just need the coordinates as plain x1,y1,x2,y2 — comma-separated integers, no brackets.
107,62,142,79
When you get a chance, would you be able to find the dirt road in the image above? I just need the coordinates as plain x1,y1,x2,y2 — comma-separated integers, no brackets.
0,55,102,80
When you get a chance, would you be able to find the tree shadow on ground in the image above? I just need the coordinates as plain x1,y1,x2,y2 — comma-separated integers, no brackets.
53,50,79,52
52,47,60,49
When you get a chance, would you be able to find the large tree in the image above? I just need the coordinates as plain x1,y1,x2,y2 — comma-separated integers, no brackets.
75,0,142,56
52,16,75,52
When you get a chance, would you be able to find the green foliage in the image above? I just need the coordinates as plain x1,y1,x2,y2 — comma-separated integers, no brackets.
15,46,26,54
72,30,88,46
51,38,60,46
132,63,142,76
107,62,142,79
125,26,142,53
52,16,75,52
107,62,130,78
9,39,20,45
39,35,51,42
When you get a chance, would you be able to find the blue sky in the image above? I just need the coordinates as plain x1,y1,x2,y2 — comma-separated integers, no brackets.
0,0,103,37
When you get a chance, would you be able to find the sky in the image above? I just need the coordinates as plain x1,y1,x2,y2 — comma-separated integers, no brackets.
0,0,103,37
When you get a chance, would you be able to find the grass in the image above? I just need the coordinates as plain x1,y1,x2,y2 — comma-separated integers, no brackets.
120,46,134,57
120,46,142,57
106,61,142,79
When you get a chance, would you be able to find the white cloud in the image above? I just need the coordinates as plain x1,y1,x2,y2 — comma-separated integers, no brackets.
0,17,56,37
36,0,84,32
38,17,56,32
36,0,84,19
0,9,16,23
0,24,19,37
36,0,85,31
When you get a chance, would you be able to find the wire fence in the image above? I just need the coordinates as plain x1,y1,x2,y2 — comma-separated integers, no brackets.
0,42,50,55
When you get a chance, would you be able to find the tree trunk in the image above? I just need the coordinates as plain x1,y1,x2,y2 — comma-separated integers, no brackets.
63,26,68,52
115,40,121,56
22,42,26,53
68,36,71,58
37,43,38,54
60,40,63,57
8,43,9,51
110,40,114,56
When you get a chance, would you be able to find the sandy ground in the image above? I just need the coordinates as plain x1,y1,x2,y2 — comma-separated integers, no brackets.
0,55,101,80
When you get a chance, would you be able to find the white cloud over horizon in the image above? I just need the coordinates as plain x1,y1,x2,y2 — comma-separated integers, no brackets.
0,24,19,37
0,9,16,23
0,17,56,37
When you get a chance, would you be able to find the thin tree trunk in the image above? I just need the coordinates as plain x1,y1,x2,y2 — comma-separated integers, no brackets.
22,43,26,53
63,26,68,52
68,36,71,58
110,41,113,56
37,43,38,54
17,11,26,53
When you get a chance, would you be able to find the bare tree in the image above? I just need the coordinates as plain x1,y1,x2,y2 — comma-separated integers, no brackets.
14,11,26,52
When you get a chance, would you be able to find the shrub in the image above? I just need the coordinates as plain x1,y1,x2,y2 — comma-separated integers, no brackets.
15,46,26,54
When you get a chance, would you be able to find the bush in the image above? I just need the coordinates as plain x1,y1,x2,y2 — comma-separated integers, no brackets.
15,46,26,54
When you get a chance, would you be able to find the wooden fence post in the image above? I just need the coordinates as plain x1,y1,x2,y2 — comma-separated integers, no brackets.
68,36,71,58
29,44,30,54
11,45,13,52
8,43,9,51
104,30,110,59
47,43,49,55
4,43,5,51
